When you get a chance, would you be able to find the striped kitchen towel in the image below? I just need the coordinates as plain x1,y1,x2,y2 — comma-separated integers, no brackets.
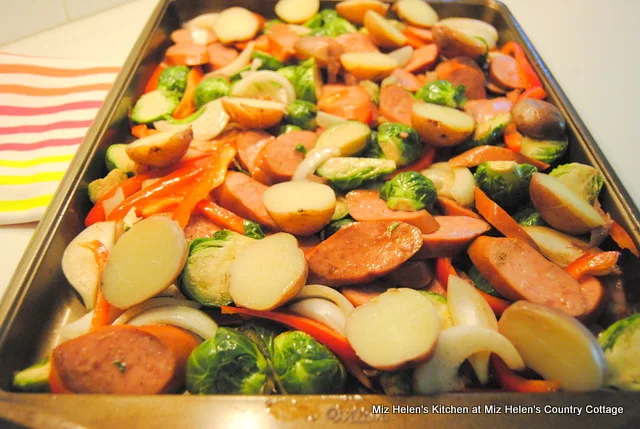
0,52,120,225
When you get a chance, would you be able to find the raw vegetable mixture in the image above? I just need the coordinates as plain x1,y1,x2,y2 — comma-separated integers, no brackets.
14,0,640,396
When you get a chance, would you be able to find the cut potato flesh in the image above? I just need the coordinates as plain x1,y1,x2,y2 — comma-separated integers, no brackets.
336,0,390,25
263,181,336,235
414,325,524,394
364,10,408,49
530,173,605,235
313,120,371,156
212,7,260,44
499,301,607,391
412,102,476,147
101,217,188,309
388,46,414,68
126,128,192,168
340,52,398,81
523,226,592,267
62,221,118,309
230,233,308,311
275,0,320,24
449,166,475,207
221,97,285,129
394,0,439,28
439,18,498,49
185,13,219,31
346,288,440,370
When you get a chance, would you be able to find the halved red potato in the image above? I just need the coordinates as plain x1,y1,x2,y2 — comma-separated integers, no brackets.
340,52,398,81
394,0,439,28
125,128,192,168
275,0,320,24
221,97,285,129
336,0,390,25
212,7,260,44
364,10,408,49
412,102,476,147
432,23,487,59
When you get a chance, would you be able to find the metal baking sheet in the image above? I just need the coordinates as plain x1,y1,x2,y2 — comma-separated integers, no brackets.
0,1,639,427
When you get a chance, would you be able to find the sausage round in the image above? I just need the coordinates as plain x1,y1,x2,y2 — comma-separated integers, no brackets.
165,43,209,66
488,53,527,90
261,130,317,183
435,56,486,100
235,130,274,185
416,215,490,258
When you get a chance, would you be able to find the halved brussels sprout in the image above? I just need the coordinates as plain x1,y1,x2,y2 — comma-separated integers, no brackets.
474,161,537,210
322,217,356,239
368,122,422,167
598,314,640,391
467,266,502,298
360,80,380,106
285,99,317,130
13,358,51,392
512,204,547,227
549,163,604,205
316,157,396,191
305,9,356,37
252,50,284,71
415,80,467,109
278,58,322,103
194,77,231,109
519,136,568,164
380,171,437,211
157,65,190,95
380,369,413,396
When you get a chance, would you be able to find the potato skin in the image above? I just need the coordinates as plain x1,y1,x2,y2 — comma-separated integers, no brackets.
432,24,487,59
221,98,284,129
512,98,567,140
363,10,407,49
126,128,192,168
411,104,475,147
266,206,334,236
336,0,390,25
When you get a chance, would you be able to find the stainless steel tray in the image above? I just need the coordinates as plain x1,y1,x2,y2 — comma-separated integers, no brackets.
1,1,639,427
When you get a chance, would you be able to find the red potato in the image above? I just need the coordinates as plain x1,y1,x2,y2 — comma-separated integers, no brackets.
346,190,440,234
334,32,379,53
307,220,423,287
416,216,490,258
171,28,217,45
184,214,222,241
165,43,209,66
235,130,274,185
468,236,586,317
489,54,527,90
383,259,434,289
261,130,317,183
379,84,414,126
404,44,439,73
436,56,487,100
214,171,278,230
578,276,607,324
49,325,198,394
207,43,239,70
463,97,513,124
432,24,487,60
336,0,390,25
364,10,407,49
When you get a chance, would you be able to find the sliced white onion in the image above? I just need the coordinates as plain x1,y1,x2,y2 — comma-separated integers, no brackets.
422,162,455,197
316,111,348,129
191,28,210,46
292,147,340,181
207,41,255,78
102,187,125,218
289,24,312,36
153,120,190,133
56,311,93,344
290,284,355,316
388,46,414,68
127,305,217,340
231,70,296,105
191,99,230,141
449,166,476,207
288,298,347,336
112,297,200,326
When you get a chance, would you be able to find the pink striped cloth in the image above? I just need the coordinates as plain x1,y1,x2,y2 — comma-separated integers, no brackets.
0,52,120,225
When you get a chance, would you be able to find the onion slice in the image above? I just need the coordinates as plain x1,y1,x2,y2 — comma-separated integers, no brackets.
127,305,217,340
293,147,340,181
112,297,200,326
231,70,296,105
388,46,414,68
290,284,355,316
153,120,190,133
102,187,125,218
56,311,93,344
288,298,347,336
207,41,255,78
316,111,347,129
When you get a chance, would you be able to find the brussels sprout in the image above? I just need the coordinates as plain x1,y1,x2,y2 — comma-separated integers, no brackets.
105,144,136,174
285,100,317,130
468,266,502,298
549,163,604,205
130,89,181,123
474,161,537,210
419,291,453,329
194,77,231,109
186,327,270,394
512,205,547,227
244,220,265,240
380,171,437,212
179,231,254,306
598,314,640,390
472,113,511,146
380,369,413,395
252,51,284,71
305,9,356,37
279,59,322,103
88,168,128,203
280,124,303,135
359,80,380,106
369,123,423,167
519,136,568,164
415,80,467,109
316,157,396,191
323,217,356,239
331,196,350,221
270,331,347,394
13,358,50,392
157,65,189,95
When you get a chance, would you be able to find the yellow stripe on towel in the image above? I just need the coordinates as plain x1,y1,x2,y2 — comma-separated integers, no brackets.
0,171,65,185
0,154,74,168
0,194,52,212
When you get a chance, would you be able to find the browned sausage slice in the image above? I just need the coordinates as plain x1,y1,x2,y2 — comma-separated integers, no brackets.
436,56,486,100
335,32,379,53
468,236,586,317
261,130,317,183
214,171,278,230
50,325,198,394
184,214,221,241
166,43,210,66
463,97,513,124
383,260,434,289
171,28,217,45
578,276,607,323
489,53,527,90
415,216,490,258
235,130,275,185
297,234,320,258
346,190,439,234
307,221,423,287
207,43,239,70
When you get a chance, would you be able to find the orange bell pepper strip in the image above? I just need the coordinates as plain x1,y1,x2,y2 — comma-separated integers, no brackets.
500,41,542,89
173,145,236,229
519,86,547,101
85,174,151,227
474,187,540,251
195,200,247,234
138,194,184,217
609,220,640,257
389,146,437,178
437,197,482,220
449,146,549,171
491,355,561,392
144,62,169,93
565,250,621,280
172,66,204,119
503,123,523,152
131,124,160,139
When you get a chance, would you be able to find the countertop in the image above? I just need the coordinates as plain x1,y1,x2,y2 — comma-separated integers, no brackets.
1,0,639,298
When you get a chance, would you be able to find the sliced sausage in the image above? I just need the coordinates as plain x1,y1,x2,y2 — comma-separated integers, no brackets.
416,215,490,258
578,276,607,323
404,26,434,44
383,260,434,289
184,214,222,241
261,130,317,183
404,44,439,73
214,171,278,230
307,220,423,287
489,53,527,90
392,68,422,92
297,234,320,258
49,325,198,394
207,43,239,70
346,190,439,234
235,130,274,185
166,43,210,66
379,84,414,126
436,56,486,100
468,236,586,317
335,33,379,53
437,197,482,219
341,281,390,307
463,97,513,124
171,28,217,45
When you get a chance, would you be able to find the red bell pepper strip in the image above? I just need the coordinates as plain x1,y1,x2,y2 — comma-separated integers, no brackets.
172,66,204,119
609,220,640,257
565,251,621,280
138,194,184,217
220,306,360,363
490,355,561,392
131,124,159,139
195,200,247,234
503,123,523,152
500,41,542,89
389,146,437,178
85,174,150,227
144,63,169,93
519,86,547,101
173,145,236,229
